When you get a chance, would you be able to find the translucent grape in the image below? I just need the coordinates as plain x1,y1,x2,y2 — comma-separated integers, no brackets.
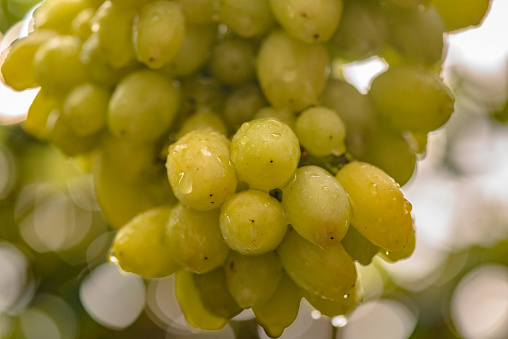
433,0,491,32
341,226,380,266
218,0,276,38
210,37,257,86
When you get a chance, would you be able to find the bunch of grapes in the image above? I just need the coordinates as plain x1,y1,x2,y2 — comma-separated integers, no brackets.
1,0,490,337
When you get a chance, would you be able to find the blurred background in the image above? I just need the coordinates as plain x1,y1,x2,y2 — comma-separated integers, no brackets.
1,1,508,339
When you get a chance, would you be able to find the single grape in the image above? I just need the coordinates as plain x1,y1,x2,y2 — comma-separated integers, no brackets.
341,225,380,266
220,189,287,255
432,0,491,32
253,107,296,131
282,166,351,249
176,109,228,139
210,37,257,86
110,206,179,278
166,202,230,274
222,83,268,133
378,227,416,262
33,0,91,34
218,0,276,38
303,282,363,318
166,128,237,210
176,0,217,24
23,90,59,141
230,118,300,192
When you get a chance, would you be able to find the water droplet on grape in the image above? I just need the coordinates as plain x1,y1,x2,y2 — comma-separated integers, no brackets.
178,173,193,194
369,182,378,195
311,310,322,320
331,315,348,327
107,248,118,265
322,186,329,192
269,133,281,140
240,135,249,145
403,201,413,214
253,123,262,130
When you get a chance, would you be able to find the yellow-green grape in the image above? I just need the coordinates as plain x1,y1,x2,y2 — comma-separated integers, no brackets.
179,74,226,115
223,84,268,133
406,131,428,154
134,1,185,69
328,0,389,61
177,109,228,139
33,0,92,34
161,23,218,78
166,128,237,210
93,155,174,229
175,269,229,331
71,7,94,40
252,272,302,338
220,189,287,255
387,5,445,66
282,166,351,249
107,70,180,142
109,0,153,8
63,82,110,136
93,1,137,68
341,226,379,266
110,206,179,278
270,0,343,43
210,38,257,86
166,203,230,274
230,118,300,192
384,0,429,9
433,0,491,32
1,30,57,91
277,228,357,301
336,161,413,252
33,35,87,95
253,107,296,131
99,134,162,183
369,66,454,133
79,33,137,88
218,0,276,38
356,126,416,186
193,267,243,319
225,251,283,308
257,30,330,111
321,78,377,157
295,106,346,157
23,90,59,140
378,227,416,262
47,108,101,156
176,0,217,24
303,282,363,318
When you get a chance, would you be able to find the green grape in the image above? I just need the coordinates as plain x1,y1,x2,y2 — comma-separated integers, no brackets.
356,125,416,186
176,0,217,25
277,228,357,301
63,82,110,136
321,78,377,157
1,30,57,91
71,7,94,40
47,107,101,156
160,23,218,78
109,0,153,8
225,251,283,308
110,206,179,278
282,166,351,249
218,0,276,38
433,0,491,32
253,107,296,131
252,272,302,338
369,65,455,133
176,109,228,139
93,0,137,68
193,267,243,319
270,0,343,43
166,128,237,210
133,1,185,69
223,83,268,133
384,0,430,9
175,269,229,331
33,0,92,34
378,227,416,262
166,202,230,274
335,161,413,252
303,282,363,318
328,0,389,61
295,106,347,157
220,189,287,255
107,70,180,142
99,134,162,183
387,5,445,66
179,73,226,115
210,37,257,86
406,131,428,154
257,29,330,111
23,90,59,140
230,118,300,192
33,35,87,95
79,32,138,88
93,155,174,229
341,226,379,266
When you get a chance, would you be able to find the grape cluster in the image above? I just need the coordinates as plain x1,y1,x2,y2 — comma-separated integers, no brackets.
1,0,490,337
